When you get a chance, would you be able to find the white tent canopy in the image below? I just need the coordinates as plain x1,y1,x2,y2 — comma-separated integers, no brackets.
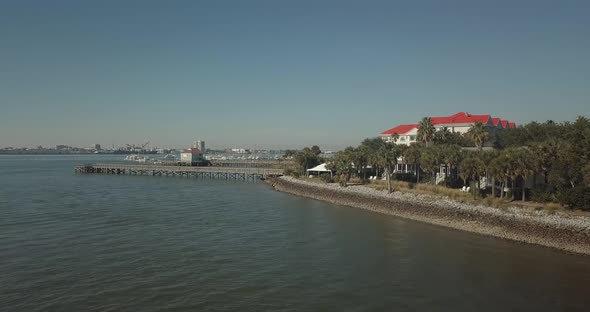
306,163,332,178
307,163,331,172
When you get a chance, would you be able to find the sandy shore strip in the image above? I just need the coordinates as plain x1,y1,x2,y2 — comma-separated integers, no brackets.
268,176,590,256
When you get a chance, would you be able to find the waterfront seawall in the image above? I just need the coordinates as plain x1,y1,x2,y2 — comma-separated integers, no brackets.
269,176,590,255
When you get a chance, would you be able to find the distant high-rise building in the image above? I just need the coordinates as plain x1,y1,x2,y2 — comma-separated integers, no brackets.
192,140,205,152
94,144,101,151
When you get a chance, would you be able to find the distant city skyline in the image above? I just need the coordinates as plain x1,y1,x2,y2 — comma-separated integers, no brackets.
1,0,589,149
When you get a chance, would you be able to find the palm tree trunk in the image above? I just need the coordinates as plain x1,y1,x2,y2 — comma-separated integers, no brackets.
505,178,509,199
387,165,392,193
544,170,549,189
416,164,420,183
522,176,526,202
491,177,496,197
511,178,515,201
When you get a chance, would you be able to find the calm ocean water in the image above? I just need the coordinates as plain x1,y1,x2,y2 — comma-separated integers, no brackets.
1,155,589,311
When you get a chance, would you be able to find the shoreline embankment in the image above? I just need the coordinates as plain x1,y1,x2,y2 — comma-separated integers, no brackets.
268,176,590,256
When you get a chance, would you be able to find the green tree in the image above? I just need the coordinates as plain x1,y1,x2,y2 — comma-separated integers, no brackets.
512,148,536,201
294,147,323,175
551,143,583,189
439,145,463,184
460,155,485,198
283,149,297,158
311,145,322,156
489,156,506,198
417,117,436,147
403,143,422,183
478,150,499,196
583,162,590,186
530,140,560,187
353,145,370,182
327,149,353,187
466,121,489,151
434,127,452,145
361,137,387,179
502,149,522,201
376,142,401,193
421,146,442,184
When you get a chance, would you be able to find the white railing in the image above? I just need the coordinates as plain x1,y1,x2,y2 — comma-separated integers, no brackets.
82,163,284,175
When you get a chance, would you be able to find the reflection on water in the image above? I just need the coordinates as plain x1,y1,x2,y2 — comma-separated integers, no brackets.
1,155,589,311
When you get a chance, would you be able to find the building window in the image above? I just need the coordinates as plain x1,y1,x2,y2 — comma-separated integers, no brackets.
409,135,416,141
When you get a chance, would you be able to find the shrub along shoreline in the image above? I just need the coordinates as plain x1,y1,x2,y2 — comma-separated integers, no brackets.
268,176,590,256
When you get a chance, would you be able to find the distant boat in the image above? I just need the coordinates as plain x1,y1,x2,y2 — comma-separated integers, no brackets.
124,155,149,162
163,153,177,160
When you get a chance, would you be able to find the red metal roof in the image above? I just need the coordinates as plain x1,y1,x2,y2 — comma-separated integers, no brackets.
430,112,491,125
380,124,418,136
380,112,514,136
181,148,203,154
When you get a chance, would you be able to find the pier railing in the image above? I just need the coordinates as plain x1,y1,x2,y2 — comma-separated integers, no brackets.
75,163,283,180
209,159,294,168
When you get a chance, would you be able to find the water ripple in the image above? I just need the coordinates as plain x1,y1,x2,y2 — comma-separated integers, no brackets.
1,156,590,311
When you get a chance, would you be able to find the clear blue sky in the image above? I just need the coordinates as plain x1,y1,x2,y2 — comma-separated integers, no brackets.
1,0,589,150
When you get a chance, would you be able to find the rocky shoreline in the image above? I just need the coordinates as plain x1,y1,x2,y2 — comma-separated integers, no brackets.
268,176,590,256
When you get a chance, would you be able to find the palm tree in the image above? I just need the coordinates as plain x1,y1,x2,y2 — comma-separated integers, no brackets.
327,149,353,187
503,149,520,201
467,121,489,151
294,147,322,176
530,140,559,187
460,155,485,198
403,144,422,183
420,146,442,184
489,157,503,198
489,152,513,199
583,162,590,186
361,137,387,179
354,145,370,182
440,145,462,183
513,148,536,201
478,150,499,196
376,142,401,193
434,127,452,145
417,117,436,147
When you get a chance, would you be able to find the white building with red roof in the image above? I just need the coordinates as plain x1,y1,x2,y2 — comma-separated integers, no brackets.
380,124,420,144
379,112,516,145
180,147,204,164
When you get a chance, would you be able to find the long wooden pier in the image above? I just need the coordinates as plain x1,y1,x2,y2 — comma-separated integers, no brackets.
209,159,293,168
75,163,283,181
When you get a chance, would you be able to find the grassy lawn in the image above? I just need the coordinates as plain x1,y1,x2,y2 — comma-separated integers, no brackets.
366,179,589,216
296,176,589,217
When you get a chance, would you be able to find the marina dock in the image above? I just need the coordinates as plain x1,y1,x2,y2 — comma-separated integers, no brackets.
75,163,283,181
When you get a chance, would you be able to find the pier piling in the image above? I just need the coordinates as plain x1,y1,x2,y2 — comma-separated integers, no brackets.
75,163,283,181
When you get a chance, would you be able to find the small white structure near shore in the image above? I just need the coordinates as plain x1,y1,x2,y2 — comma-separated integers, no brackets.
307,163,332,178
180,148,204,164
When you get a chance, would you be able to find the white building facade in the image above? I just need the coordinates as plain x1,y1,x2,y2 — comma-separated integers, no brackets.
379,112,515,145
180,148,204,165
